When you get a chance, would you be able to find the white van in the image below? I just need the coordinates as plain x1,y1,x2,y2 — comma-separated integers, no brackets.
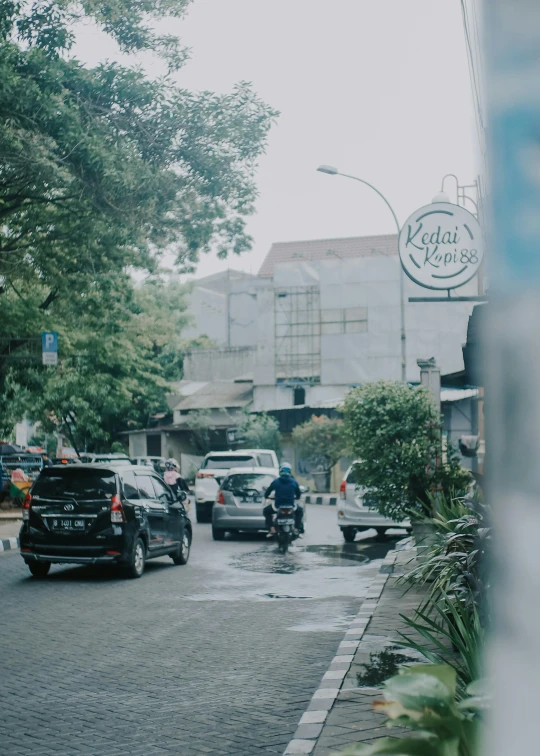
194,450,279,523
338,462,410,542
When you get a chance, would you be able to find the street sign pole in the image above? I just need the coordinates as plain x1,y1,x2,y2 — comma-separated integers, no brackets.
485,2,540,754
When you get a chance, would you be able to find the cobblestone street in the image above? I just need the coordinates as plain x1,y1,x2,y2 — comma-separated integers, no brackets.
0,506,399,756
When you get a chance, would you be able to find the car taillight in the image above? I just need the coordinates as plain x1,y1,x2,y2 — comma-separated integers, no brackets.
22,493,32,521
340,480,347,499
197,472,215,478
110,495,125,523
216,490,225,505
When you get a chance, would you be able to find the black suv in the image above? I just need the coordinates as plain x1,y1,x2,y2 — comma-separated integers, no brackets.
20,464,192,579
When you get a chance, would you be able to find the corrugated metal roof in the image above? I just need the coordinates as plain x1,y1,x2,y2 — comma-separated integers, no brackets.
258,234,398,278
173,381,253,411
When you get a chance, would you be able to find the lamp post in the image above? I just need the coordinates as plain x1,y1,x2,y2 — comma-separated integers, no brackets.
317,165,407,382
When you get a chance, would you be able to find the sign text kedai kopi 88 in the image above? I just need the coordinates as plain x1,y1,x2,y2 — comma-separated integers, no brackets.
398,202,483,290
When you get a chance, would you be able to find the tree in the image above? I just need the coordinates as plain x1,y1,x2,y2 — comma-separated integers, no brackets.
0,0,277,440
2,278,211,451
237,412,281,458
341,381,471,521
291,415,344,472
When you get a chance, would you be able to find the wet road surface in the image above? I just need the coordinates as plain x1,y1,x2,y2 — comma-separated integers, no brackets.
0,505,403,756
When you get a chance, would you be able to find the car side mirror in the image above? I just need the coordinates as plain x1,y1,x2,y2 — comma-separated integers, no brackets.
178,490,187,503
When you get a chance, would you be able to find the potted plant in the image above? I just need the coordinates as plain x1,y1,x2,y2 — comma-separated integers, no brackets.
291,415,344,492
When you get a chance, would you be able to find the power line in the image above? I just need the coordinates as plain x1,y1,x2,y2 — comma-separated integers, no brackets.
460,0,485,152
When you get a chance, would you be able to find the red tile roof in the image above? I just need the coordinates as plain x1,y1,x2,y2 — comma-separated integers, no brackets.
258,234,398,277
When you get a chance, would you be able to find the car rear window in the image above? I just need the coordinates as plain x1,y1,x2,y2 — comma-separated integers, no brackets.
33,469,117,500
223,474,275,493
202,455,256,470
346,464,367,486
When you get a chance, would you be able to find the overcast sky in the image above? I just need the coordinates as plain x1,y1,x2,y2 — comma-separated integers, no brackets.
75,0,479,281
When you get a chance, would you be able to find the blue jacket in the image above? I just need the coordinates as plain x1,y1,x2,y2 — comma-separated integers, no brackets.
264,475,301,506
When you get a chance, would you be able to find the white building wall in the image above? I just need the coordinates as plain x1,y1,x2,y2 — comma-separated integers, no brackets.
252,257,475,411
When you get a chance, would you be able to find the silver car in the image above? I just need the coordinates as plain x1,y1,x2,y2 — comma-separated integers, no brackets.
211,467,278,540
338,462,410,542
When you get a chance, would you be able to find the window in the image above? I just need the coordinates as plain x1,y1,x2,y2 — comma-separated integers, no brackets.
202,455,256,469
33,469,117,500
258,453,275,467
146,434,161,457
136,475,156,499
151,477,173,504
293,387,305,406
223,474,275,494
346,463,367,486
121,470,139,500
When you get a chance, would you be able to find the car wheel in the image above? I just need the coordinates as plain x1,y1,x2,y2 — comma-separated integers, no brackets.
375,528,387,541
171,531,191,565
212,525,225,541
124,537,146,579
28,561,51,578
342,527,356,543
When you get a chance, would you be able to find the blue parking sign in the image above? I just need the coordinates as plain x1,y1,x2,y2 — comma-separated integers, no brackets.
42,332,58,365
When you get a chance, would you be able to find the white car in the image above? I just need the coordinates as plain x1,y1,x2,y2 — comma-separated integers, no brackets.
194,450,279,523
338,462,410,542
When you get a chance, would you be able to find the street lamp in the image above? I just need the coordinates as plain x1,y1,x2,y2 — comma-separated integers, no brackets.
316,165,407,382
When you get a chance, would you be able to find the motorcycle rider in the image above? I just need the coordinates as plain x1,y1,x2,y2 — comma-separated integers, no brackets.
263,463,304,536
164,459,189,498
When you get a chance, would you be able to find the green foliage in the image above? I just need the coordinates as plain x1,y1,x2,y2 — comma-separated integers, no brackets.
1,278,203,451
341,381,471,521
399,597,484,692
237,413,281,457
183,409,216,456
0,0,276,445
337,665,482,756
291,415,344,472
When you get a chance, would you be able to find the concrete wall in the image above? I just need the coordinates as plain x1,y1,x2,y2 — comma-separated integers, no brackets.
252,257,475,410
183,347,256,382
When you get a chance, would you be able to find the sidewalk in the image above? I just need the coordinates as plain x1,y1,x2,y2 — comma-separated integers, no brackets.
285,545,429,755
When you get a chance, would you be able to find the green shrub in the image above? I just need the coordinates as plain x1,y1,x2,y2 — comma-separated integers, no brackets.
341,381,471,521
291,415,344,472
337,665,483,756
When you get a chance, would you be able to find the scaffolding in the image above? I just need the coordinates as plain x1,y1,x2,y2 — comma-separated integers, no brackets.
274,286,321,384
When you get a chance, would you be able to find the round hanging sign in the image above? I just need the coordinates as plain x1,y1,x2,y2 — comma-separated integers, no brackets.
398,202,483,290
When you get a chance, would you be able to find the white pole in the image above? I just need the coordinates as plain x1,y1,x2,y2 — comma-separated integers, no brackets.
485,2,540,754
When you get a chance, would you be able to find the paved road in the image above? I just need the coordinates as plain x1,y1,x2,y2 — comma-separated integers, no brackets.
0,506,401,756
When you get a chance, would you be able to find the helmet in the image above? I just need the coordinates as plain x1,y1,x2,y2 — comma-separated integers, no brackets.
279,463,292,476
166,458,179,470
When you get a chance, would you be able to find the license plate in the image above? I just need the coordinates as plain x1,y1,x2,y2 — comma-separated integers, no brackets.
51,519,86,531
277,518,295,525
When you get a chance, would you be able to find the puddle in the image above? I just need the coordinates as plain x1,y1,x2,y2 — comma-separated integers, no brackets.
231,542,392,576
264,593,312,600
290,610,355,633
356,648,411,687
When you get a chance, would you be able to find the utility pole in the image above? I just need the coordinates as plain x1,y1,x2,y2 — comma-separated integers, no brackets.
485,3,540,755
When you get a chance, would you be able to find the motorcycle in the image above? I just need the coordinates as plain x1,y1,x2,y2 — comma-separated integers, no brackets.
273,502,299,554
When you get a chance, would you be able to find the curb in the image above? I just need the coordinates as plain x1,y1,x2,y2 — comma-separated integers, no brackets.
304,495,338,507
0,537,19,552
283,549,398,755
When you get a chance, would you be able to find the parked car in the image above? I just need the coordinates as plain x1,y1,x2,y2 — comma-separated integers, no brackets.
19,463,192,579
338,462,410,542
211,467,278,540
80,453,131,466
131,456,167,474
194,450,279,523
